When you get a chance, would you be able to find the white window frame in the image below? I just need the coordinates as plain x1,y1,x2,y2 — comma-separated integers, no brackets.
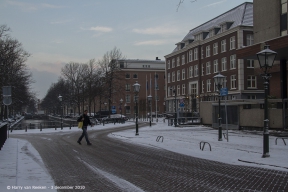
213,42,218,55
177,57,180,66
201,63,204,76
182,55,185,65
194,48,198,60
177,70,180,81
167,60,170,69
172,71,175,82
172,58,175,68
177,85,180,96
182,69,185,80
231,75,236,89
194,65,198,77
167,73,170,83
247,59,254,68
206,62,211,75
247,76,257,88
230,36,235,50
206,45,210,57
182,84,186,95
189,50,193,62
230,55,236,69
247,34,254,46
213,60,218,73
221,57,227,71
221,39,226,53
189,66,193,78
207,79,211,92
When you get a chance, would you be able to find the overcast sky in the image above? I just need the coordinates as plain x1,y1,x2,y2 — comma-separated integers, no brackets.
0,0,253,99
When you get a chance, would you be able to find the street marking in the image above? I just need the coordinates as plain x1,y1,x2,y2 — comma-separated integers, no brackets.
76,157,144,192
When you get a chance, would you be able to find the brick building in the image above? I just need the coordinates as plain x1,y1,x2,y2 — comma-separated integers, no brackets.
164,2,258,115
113,59,166,118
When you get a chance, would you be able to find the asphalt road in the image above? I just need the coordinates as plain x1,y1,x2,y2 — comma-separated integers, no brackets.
11,123,288,192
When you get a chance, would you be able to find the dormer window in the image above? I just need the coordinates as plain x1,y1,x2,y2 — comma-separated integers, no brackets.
202,32,209,39
214,27,221,35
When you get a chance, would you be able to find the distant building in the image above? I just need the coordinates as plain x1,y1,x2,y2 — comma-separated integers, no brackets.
112,58,166,118
164,2,255,115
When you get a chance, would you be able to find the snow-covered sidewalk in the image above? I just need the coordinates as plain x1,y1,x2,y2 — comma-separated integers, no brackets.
1,119,288,191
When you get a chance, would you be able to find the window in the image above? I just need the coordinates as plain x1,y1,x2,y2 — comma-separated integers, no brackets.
221,40,226,52
189,50,193,62
247,34,254,46
126,95,131,103
177,70,180,81
209,29,214,37
120,62,124,68
213,43,218,55
247,76,257,88
194,48,198,60
230,36,235,50
221,57,227,71
231,75,236,89
230,55,236,69
201,63,204,76
182,84,186,95
281,0,287,35
182,69,185,80
247,95,257,99
167,60,170,69
206,62,211,75
167,73,170,83
282,0,287,13
194,65,198,77
177,85,180,95
125,106,130,114
220,24,226,32
172,72,175,82
125,73,130,79
182,55,185,65
201,47,204,59
247,60,254,68
206,45,210,57
125,84,131,91
189,66,193,78
201,81,204,93
177,57,180,66
207,79,211,92
213,60,218,73
133,74,138,79
172,59,175,68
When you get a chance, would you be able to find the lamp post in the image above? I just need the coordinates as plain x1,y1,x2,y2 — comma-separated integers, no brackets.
147,95,152,127
170,87,177,127
58,94,63,129
133,81,140,135
104,102,107,111
213,73,225,141
256,44,277,158
120,98,123,121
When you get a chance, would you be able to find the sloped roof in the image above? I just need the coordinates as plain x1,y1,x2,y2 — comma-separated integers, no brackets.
172,2,253,53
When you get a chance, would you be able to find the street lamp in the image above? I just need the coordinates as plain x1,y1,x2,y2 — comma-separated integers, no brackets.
170,87,177,127
120,98,123,121
256,44,277,158
58,94,63,129
133,81,140,136
147,95,152,127
213,72,225,141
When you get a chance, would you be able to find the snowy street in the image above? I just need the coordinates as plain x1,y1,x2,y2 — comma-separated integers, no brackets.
1,120,288,191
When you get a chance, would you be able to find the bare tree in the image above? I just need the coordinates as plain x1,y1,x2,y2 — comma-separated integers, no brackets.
98,47,125,117
177,0,197,11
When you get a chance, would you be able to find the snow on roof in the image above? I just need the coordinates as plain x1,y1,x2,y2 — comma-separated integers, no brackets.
171,2,253,53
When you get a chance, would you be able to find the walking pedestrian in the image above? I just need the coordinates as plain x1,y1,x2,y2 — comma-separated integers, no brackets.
77,110,93,145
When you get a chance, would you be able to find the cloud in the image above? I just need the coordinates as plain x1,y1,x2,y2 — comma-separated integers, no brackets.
7,1,64,11
202,0,227,8
134,40,168,46
133,26,181,36
89,26,113,33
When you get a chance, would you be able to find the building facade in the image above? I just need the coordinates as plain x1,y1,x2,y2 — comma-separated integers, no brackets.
113,59,166,118
164,3,258,115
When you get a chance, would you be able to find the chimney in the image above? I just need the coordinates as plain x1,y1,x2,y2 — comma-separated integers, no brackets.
156,57,161,60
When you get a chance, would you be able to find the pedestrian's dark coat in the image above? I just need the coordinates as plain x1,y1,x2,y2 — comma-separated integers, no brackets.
77,114,92,127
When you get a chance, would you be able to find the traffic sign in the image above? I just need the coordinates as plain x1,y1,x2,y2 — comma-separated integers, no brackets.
220,88,228,96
